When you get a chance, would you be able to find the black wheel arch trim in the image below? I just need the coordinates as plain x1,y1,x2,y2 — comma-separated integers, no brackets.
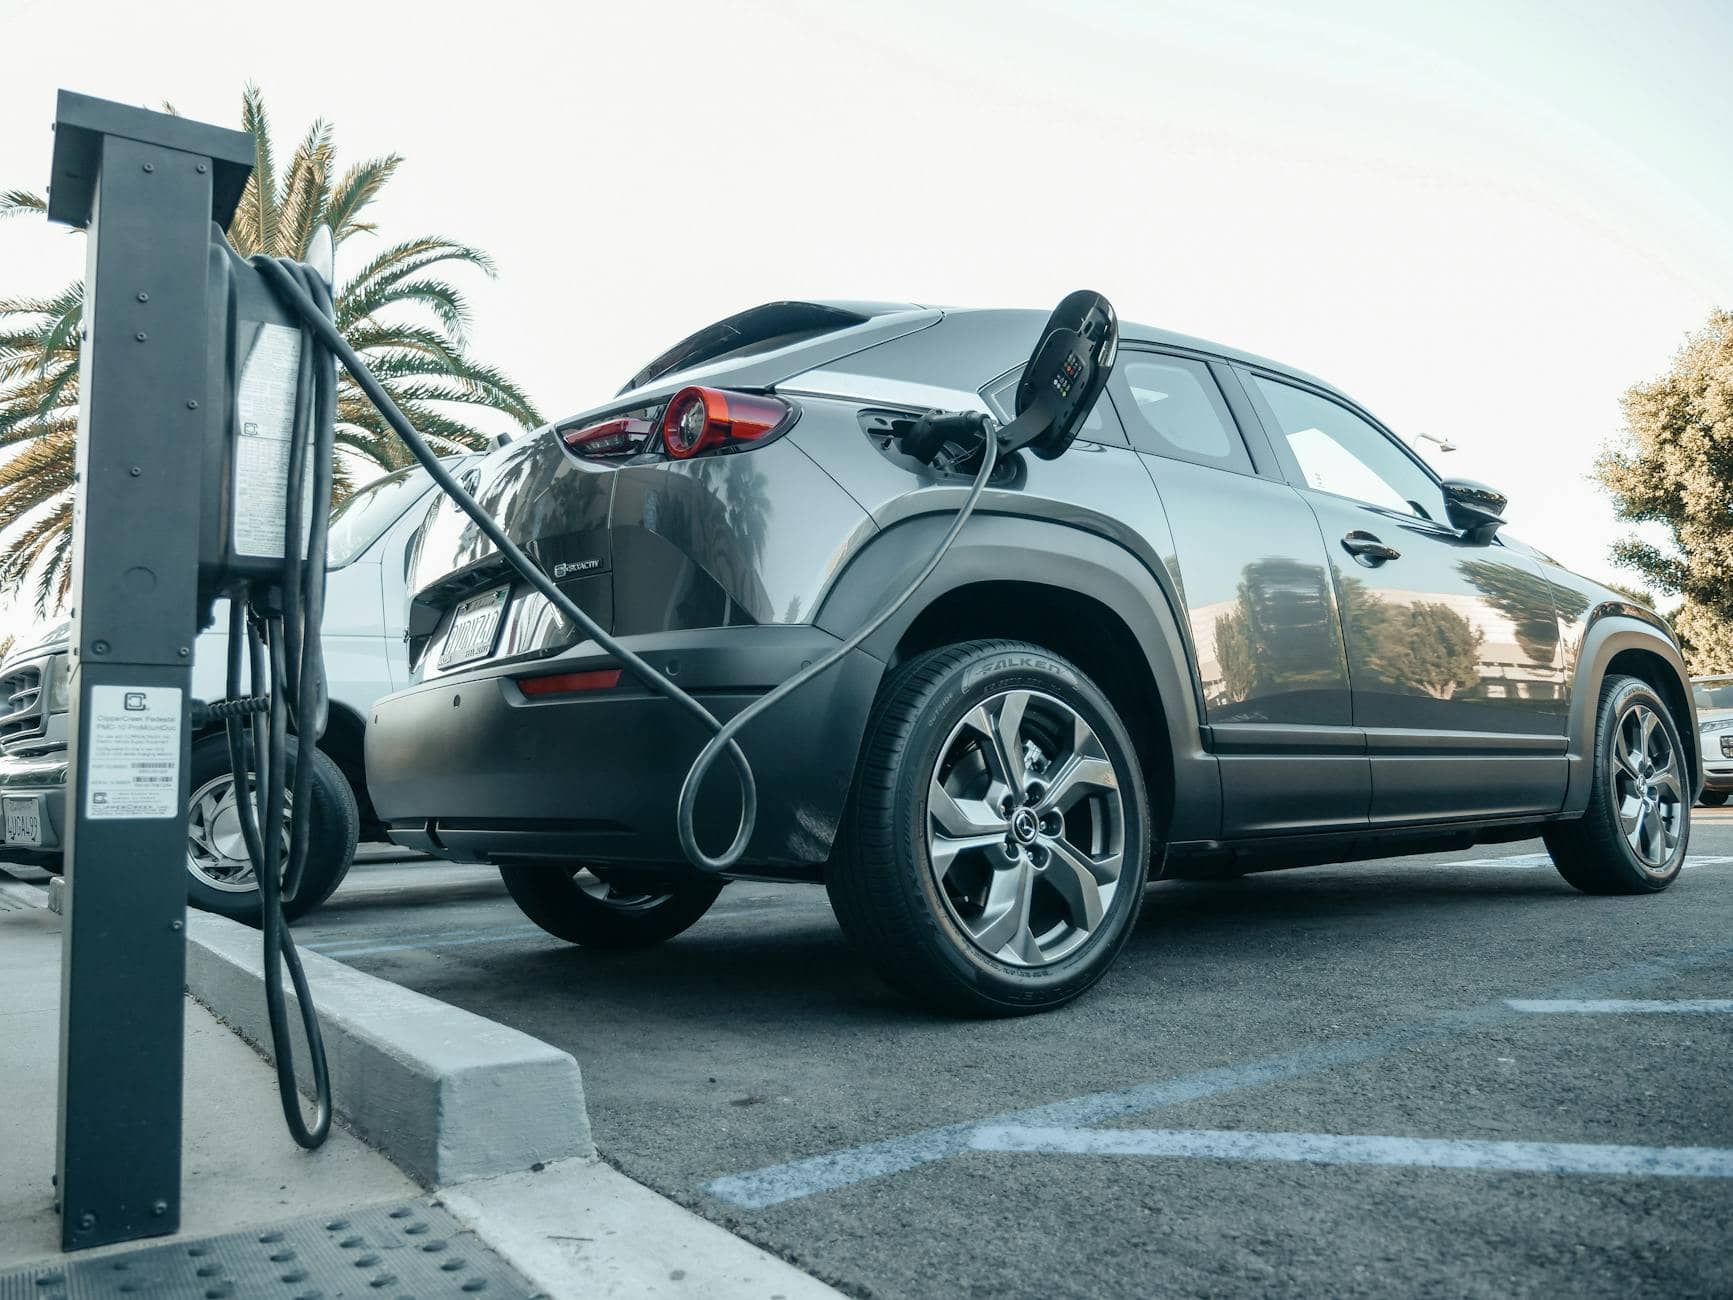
811,510,1221,842
1564,609,1699,813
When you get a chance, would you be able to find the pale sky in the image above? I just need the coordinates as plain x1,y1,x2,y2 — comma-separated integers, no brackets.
3,0,1731,641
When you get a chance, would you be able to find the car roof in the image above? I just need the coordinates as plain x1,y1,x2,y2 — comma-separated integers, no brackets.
927,305,1347,400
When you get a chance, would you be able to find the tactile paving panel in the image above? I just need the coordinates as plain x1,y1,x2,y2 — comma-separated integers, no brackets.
0,1199,539,1299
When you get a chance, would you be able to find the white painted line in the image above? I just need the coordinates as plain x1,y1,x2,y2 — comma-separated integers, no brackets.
310,926,546,958
1447,852,1554,869
1436,853,1733,871
1507,998,1733,1014
969,1126,1733,1179
701,938,1733,1209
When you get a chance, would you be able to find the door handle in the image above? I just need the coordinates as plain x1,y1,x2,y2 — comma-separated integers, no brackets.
1341,530,1400,565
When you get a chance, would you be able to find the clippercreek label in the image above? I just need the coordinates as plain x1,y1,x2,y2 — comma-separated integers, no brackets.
83,686,183,820
233,321,314,560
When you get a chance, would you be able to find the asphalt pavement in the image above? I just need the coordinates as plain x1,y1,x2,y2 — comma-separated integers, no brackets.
290,815,1733,1298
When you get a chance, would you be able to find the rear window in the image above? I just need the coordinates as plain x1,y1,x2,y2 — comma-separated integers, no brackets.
1111,355,1251,472
983,371,1118,445
326,467,433,567
621,302,871,393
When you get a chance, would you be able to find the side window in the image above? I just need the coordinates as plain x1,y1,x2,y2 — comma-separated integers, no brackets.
1112,355,1251,473
983,371,1120,445
1252,375,1442,521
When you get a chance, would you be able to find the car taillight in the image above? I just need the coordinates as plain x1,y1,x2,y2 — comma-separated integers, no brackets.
562,415,653,457
518,668,623,698
660,387,790,460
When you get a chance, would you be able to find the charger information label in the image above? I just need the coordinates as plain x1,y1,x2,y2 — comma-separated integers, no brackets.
233,321,314,559
83,686,183,820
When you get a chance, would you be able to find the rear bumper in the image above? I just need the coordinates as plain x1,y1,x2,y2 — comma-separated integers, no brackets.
365,625,885,873
0,750,68,857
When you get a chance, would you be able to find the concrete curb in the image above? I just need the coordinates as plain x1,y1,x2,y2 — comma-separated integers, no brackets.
184,912,593,1186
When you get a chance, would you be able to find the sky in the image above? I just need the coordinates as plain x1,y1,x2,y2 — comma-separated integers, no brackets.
2,0,1731,640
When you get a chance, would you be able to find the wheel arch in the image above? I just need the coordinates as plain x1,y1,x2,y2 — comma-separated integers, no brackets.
814,513,1219,843
1564,611,1699,812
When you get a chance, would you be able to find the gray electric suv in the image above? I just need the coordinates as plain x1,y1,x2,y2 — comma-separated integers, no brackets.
365,301,1698,1014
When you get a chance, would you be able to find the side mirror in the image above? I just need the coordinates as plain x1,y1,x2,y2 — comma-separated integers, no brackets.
1441,478,1507,543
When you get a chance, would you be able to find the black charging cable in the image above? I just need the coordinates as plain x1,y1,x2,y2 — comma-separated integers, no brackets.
252,258,1006,878
214,255,339,1149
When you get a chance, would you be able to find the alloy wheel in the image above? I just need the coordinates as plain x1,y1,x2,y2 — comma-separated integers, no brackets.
1610,701,1684,871
186,772,291,893
926,689,1125,967
572,867,673,912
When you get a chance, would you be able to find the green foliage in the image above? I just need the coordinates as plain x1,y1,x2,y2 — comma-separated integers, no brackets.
1597,309,1733,672
0,85,542,614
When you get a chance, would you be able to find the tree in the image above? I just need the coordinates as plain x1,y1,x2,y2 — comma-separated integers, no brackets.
1597,308,1733,672
0,86,542,614
1371,601,1485,700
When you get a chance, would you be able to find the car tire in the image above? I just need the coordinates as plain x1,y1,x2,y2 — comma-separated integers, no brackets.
1544,674,1689,895
1699,791,1728,807
828,639,1151,1016
500,864,725,948
185,733,359,924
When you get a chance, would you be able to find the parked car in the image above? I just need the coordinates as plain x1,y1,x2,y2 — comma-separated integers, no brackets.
0,459,470,920
364,301,1699,1013
1690,674,1733,806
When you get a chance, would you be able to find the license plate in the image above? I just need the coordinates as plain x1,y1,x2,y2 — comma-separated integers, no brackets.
438,585,509,670
3,795,43,847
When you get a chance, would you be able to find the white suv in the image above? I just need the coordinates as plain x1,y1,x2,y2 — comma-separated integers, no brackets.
0,460,467,920
1692,674,1733,807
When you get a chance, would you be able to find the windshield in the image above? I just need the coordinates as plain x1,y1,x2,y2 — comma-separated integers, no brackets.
1693,679,1733,712
326,467,435,567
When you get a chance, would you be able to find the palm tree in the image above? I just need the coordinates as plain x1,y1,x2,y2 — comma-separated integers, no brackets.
0,85,542,614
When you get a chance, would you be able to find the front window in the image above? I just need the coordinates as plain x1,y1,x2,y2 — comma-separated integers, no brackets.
1254,376,1443,521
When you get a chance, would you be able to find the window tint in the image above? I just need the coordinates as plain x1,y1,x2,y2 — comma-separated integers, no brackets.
1253,376,1441,520
326,466,434,567
1114,356,1250,472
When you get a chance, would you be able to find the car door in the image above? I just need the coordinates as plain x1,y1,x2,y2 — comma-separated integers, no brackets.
1108,348,1366,837
1238,369,1568,824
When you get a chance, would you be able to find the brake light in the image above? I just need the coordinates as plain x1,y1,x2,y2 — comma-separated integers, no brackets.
519,668,622,697
660,387,790,460
562,415,653,457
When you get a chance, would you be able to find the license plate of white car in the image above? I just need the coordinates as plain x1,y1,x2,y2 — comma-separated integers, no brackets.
3,795,42,847
438,586,509,670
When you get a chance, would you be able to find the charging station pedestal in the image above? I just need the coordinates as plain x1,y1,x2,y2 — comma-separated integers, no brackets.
46,92,254,1252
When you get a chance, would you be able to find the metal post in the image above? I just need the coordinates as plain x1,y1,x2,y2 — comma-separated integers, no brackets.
47,91,253,1252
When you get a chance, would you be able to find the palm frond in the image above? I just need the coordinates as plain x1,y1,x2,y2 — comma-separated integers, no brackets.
276,117,334,257
0,86,543,615
232,83,277,256
0,190,47,220
323,155,401,243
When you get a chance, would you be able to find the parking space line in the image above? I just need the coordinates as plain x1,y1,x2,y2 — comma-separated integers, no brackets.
308,926,546,958
1507,998,1733,1014
969,1126,1733,1178
1441,853,1733,870
702,938,1733,1209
